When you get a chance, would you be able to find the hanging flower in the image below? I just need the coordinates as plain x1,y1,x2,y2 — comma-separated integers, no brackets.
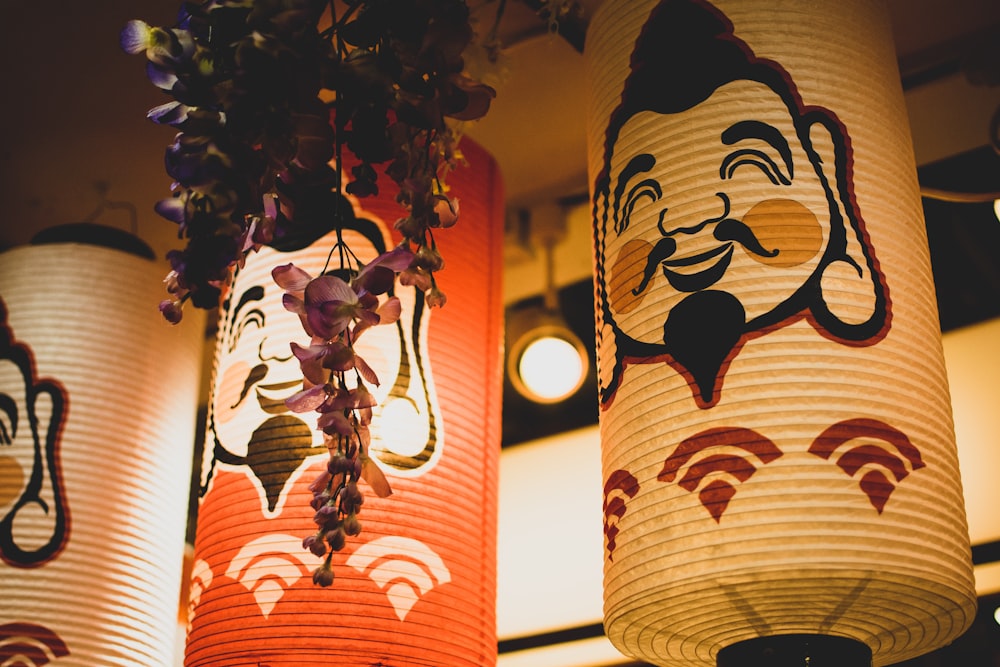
124,0,511,586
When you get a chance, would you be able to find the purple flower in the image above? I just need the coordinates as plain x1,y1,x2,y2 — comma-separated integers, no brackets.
353,246,415,296
285,383,328,413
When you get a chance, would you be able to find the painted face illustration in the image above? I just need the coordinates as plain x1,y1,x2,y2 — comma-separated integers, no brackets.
202,211,442,516
593,0,889,408
609,82,831,327
0,300,68,567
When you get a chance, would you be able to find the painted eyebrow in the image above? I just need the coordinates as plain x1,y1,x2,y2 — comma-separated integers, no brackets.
233,286,265,319
228,286,266,350
721,119,794,182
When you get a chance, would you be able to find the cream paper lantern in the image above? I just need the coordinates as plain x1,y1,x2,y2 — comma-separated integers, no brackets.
586,1,976,665
0,227,203,666
184,139,502,667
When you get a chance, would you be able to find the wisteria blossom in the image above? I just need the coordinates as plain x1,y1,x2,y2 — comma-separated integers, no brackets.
273,247,410,584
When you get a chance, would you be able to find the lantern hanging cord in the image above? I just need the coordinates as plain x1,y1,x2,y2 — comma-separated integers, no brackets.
83,182,139,236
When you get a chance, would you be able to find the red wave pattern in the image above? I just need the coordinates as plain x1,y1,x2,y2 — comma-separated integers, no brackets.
809,418,923,513
658,427,783,521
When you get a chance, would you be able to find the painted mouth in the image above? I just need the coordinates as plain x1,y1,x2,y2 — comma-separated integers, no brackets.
661,244,734,292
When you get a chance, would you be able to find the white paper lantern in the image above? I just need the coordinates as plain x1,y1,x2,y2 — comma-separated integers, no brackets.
586,1,976,665
0,230,203,666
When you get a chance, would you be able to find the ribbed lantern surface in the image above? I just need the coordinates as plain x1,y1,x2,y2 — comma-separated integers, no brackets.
0,240,203,666
185,139,502,667
586,1,976,665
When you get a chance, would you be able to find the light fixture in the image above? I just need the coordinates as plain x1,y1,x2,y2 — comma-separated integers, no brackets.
507,233,590,404
0,223,203,665
586,1,976,666
184,139,503,667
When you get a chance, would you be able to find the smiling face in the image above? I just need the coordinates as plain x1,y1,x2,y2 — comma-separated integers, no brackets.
606,79,831,343
203,218,442,516
205,227,407,515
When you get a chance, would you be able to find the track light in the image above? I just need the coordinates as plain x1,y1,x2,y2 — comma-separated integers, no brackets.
508,311,589,403
506,231,590,404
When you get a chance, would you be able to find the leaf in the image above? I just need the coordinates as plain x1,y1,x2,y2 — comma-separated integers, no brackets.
360,452,392,498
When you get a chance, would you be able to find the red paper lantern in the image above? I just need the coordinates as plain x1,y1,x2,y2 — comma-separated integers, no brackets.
185,139,502,666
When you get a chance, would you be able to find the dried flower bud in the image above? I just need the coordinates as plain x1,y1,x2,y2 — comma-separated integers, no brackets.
394,215,423,238
312,562,335,587
326,527,347,552
343,513,362,536
426,287,448,308
303,534,328,558
414,245,444,271
328,453,353,475
159,299,184,324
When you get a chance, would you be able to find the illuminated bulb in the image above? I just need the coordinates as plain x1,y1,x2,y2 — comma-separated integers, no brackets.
994,198,1000,222
515,333,587,403
994,605,1000,627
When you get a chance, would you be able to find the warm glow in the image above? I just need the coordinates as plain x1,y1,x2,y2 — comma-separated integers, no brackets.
586,1,976,664
943,317,1000,546
497,426,605,639
0,242,204,666
517,335,586,402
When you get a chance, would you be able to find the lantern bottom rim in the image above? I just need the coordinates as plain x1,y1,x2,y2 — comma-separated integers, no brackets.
716,634,872,667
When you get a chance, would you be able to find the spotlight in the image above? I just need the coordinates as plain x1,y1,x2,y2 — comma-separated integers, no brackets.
506,226,590,405
508,312,589,404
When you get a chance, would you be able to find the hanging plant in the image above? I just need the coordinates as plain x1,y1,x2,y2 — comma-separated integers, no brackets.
120,0,501,585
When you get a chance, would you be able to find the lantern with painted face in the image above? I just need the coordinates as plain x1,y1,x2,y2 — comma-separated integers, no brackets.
588,1,976,665
1,233,203,666
186,139,503,667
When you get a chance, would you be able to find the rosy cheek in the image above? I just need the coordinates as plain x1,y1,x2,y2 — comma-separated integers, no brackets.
213,360,252,425
741,198,823,267
608,239,653,316
0,454,24,507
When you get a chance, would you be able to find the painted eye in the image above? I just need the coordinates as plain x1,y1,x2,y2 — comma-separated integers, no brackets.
618,178,662,234
720,149,790,185
229,308,265,352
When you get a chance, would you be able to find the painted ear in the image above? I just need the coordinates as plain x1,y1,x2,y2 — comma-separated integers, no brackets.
1,380,69,566
806,114,889,343
369,284,442,476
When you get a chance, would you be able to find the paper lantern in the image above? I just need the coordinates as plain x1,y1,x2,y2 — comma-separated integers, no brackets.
0,227,203,665
185,139,502,666
586,1,976,665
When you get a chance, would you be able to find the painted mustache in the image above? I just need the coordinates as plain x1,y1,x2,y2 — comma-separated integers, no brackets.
632,217,778,296
714,218,779,258
231,363,267,410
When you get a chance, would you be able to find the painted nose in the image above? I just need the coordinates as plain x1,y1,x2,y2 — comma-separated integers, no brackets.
657,193,731,237
258,336,293,363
